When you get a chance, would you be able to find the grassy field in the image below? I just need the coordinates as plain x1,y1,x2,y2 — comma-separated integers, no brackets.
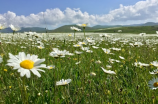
0,32,158,103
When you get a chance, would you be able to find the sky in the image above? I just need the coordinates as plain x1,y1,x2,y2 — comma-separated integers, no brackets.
0,0,158,29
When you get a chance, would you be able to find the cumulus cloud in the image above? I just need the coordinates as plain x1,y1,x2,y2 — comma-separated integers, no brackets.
0,0,158,29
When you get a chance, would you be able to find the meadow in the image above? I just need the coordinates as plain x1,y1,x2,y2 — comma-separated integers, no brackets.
0,31,158,104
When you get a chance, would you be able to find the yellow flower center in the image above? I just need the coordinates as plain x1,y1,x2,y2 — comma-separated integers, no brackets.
82,24,86,27
68,34,72,36
63,82,67,85
4,69,7,72
39,47,42,49
82,42,85,44
20,60,34,69
153,82,158,87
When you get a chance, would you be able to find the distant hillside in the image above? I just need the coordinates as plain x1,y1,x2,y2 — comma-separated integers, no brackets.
93,26,158,34
1,22,158,33
92,25,123,29
48,25,95,33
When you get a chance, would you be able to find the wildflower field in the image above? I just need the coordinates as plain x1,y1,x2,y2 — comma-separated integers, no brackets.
1,31,158,104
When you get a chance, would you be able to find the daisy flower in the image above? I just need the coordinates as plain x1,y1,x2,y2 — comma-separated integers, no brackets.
106,65,112,69
9,24,21,31
148,77,158,90
102,48,111,54
90,72,96,76
119,56,125,60
75,51,82,55
0,24,6,30
150,61,158,67
37,45,45,49
95,60,102,64
75,61,81,65
56,79,71,86
73,44,82,48
149,69,158,74
99,34,110,37
70,26,81,31
110,47,121,51
46,65,55,69
92,46,99,49
7,52,46,78
49,48,69,58
0,56,3,63
101,67,116,74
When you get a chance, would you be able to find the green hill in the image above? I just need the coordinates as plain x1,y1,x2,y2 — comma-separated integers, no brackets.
92,26,158,34
48,25,95,33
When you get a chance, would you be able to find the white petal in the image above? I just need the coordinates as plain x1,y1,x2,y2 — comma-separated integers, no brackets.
25,70,31,78
36,69,45,72
34,59,45,66
31,69,41,77
20,69,27,77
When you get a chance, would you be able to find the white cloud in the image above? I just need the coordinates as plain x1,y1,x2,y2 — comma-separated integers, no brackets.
0,0,158,29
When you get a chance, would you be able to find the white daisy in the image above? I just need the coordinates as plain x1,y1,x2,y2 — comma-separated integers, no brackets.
119,56,125,60
149,69,158,74
75,51,82,55
106,65,112,69
37,45,45,49
0,23,6,30
0,56,3,63
148,78,158,90
102,48,111,54
73,44,82,48
46,65,55,69
9,24,21,31
75,61,81,65
110,47,121,51
150,61,158,67
90,72,96,76
77,23,88,27
49,48,70,58
70,26,81,31
101,67,116,74
95,60,102,64
7,52,46,78
92,46,99,49
56,79,71,86
86,50,93,53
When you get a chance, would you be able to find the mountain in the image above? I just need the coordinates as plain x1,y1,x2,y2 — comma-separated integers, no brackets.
1,22,158,33
0,27,47,33
139,22,158,26
92,25,123,29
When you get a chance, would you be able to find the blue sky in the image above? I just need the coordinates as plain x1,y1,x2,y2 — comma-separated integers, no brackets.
0,0,142,15
0,0,158,29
